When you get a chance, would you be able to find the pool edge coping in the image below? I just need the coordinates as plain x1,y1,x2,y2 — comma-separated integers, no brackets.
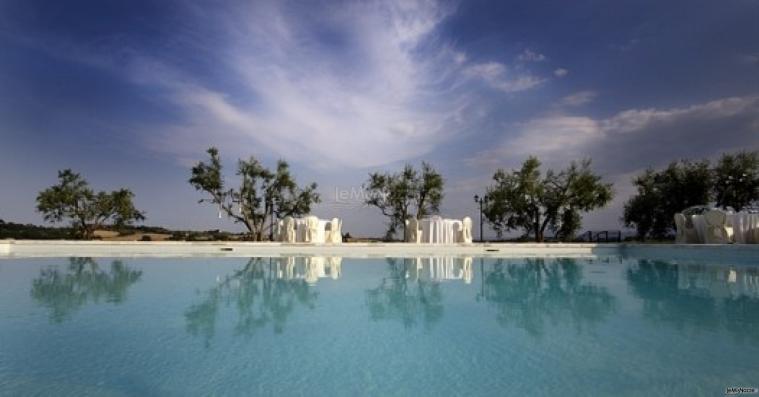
2,239,757,259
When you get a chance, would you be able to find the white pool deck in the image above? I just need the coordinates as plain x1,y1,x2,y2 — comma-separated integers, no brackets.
1,239,758,263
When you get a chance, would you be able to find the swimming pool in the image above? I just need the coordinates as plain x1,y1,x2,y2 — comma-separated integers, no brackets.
1,254,758,396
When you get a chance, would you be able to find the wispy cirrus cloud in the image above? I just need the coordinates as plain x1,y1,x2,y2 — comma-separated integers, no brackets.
131,0,550,169
517,49,546,62
463,62,545,93
558,91,598,107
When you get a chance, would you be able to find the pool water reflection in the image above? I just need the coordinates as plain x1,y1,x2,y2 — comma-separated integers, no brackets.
1,255,758,396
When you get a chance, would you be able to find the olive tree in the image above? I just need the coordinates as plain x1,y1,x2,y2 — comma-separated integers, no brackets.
483,157,613,242
364,162,444,240
623,160,712,240
189,147,320,241
713,151,759,211
623,151,758,240
36,169,145,239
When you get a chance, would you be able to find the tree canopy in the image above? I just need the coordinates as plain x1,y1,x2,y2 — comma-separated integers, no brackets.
623,151,758,240
36,169,144,239
363,162,444,240
189,147,320,241
713,151,759,211
483,157,613,242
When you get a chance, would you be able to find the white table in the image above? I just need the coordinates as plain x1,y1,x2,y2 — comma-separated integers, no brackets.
293,218,328,243
419,217,462,244
690,212,759,244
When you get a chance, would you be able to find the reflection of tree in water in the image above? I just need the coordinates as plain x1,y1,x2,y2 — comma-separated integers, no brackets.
185,258,319,346
479,258,615,337
627,260,759,342
31,257,143,323
365,258,444,330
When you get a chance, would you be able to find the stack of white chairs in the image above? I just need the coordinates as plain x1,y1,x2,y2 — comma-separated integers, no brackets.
703,209,734,244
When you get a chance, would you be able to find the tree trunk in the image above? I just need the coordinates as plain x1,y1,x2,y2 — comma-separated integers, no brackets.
535,230,544,242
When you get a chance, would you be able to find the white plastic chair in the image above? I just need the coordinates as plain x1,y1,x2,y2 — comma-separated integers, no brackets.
703,209,734,244
326,218,342,244
305,216,320,243
283,216,296,243
461,217,473,244
273,219,283,241
674,213,700,244
405,218,421,243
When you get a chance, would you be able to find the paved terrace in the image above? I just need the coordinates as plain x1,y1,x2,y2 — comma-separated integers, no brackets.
2,240,758,264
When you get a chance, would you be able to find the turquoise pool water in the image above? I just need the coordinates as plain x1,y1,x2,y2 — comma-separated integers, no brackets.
1,255,758,396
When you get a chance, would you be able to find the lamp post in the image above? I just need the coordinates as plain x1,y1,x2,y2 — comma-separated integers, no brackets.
473,194,487,242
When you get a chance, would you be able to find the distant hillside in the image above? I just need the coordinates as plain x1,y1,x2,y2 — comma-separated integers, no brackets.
0,219,244,241
0,219,73,240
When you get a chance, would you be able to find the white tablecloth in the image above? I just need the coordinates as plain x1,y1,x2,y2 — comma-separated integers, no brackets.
419,217,462,244
294,219,328,243
690,213,759,244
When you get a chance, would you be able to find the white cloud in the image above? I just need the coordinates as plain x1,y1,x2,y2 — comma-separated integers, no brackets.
558,91,597,107
130,0,550,169
470,95,759,172
464,62,545,93
517,49,546,62
554,68,569,77
466,95,759,231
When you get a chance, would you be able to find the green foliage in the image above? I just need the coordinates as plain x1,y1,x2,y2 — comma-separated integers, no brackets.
713,151,759,211
185,258,319,346
363,162,444,239
623,151,758,240
480,258,615,337
483,157,613,242
35,170,145,239
189,147,320,240
365,258,444,330
622,161,711,240
31,258,142,322
0,221,73,239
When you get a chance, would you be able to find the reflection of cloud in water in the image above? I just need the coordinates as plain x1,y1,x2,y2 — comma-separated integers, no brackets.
31,257,143,323
627,260,759,342
185,256,341,347
478,258,616,338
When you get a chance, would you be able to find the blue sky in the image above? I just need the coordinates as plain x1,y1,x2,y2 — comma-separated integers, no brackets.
1,0,758,237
